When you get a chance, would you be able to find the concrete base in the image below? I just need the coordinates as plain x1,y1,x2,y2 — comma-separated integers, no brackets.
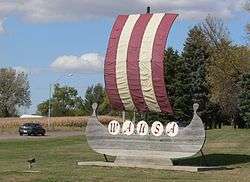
115,156,173,166
77,161,226,172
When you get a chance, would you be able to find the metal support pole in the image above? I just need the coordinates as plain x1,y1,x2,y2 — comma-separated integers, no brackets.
103,154,109,162
200,149,208,166
144,112,148,122
48,83,52,130
122,111,126,122
133,111,136,122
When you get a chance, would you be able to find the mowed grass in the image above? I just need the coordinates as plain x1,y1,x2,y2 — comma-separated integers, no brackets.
0,127,250,182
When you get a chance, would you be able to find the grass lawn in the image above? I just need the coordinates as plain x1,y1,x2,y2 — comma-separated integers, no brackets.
0,127,249,182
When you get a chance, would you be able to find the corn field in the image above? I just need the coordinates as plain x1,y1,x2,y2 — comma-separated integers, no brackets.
0,116,121,129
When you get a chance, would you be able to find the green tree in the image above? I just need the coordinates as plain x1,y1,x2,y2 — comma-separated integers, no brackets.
164,48,179,108
37,100,49,116
164,26,224,129
200,16,250,127
238,73,250,128
182,26,212,128
0,68,31,117
164,48,193,123
37,84,84,116
83,83,110,115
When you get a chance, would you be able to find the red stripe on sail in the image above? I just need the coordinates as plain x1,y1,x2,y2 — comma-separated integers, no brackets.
152,14,177,113
127,14,152,112
104,15,128,110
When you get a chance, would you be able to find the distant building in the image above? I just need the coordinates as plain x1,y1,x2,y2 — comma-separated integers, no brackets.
20,115,43,119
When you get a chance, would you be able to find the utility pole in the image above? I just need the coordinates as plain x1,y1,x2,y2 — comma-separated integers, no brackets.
47,73,73,130
48,83,52,129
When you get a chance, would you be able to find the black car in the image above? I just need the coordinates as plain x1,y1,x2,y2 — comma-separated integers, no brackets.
19,123,46,136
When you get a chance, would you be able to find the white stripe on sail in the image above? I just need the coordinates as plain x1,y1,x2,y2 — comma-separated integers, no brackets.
139,13,165,112
116,14,140,111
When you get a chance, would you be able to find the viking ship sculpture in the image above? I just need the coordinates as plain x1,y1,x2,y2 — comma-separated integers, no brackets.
86,10,206,166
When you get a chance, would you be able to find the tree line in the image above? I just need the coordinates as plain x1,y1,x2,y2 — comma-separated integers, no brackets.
36,83,110,117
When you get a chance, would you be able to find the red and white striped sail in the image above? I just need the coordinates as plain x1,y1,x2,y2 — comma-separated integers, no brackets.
104,13,178,113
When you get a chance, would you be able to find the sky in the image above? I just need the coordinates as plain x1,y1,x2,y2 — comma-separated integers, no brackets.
0,0,249,114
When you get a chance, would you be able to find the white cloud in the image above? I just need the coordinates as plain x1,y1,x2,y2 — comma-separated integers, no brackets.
51,53,104,73
0,19,5,34
0,0,247,25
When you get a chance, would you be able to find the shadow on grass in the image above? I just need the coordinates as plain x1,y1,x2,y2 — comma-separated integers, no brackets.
173,154,250,166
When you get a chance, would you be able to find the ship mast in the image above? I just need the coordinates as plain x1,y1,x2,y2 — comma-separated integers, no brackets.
143,6,151,122
147,6,150,14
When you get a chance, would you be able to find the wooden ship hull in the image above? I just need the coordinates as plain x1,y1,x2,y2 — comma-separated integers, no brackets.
86,104,205,163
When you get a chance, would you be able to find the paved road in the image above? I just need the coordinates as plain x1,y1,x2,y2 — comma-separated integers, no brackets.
0,131,84,140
